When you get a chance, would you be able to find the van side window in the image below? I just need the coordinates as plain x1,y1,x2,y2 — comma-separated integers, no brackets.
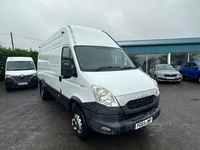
62,47,70,61
61,47,77,77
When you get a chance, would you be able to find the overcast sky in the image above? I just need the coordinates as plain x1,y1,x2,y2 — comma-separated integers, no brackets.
0,0,200,51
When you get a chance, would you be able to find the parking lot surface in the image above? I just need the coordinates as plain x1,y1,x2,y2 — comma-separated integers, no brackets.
0,80,200,150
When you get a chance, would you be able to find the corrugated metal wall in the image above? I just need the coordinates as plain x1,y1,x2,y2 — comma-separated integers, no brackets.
121,44,200,54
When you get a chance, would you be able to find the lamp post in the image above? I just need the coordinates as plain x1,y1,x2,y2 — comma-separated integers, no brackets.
10,32,14,50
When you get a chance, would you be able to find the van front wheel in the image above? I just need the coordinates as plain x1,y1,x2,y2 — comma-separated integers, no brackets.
71,106,89,140
40,84,48,100
34,84,38,88
6,87,11,92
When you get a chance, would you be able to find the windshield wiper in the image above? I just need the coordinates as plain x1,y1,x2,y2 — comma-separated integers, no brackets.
7,68,35,71
121,66,136,70
7,69,23,71
95,66,121,71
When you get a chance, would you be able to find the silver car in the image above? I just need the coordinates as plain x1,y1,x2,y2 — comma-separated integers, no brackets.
149,64,182,83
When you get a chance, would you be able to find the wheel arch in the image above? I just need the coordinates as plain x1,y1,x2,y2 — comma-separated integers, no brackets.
69,96,83,112
197,73,200,83
198,73,200,77
40,78,46,87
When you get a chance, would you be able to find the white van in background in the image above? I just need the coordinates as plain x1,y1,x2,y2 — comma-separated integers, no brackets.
38,25,161,140
4,57,38,91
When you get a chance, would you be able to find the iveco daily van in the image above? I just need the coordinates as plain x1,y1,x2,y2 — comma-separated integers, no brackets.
38,25,161,140
4,57,38,91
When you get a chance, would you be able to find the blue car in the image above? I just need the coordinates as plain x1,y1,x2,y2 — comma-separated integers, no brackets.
179,61,200,83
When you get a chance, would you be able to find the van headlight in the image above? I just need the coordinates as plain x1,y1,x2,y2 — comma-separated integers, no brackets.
151,78,160,96
92,85,119,107
5,75,11,78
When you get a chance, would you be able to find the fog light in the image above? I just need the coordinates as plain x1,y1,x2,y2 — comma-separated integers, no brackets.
101,127,111,132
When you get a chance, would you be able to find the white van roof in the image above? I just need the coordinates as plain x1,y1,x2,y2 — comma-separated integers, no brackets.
40,25,120,48
7,57,33,61
69,25,119,47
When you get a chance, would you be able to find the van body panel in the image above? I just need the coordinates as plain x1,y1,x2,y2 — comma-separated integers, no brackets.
83,69,156,94
69,25,119,47
60,72,95,104
116,88,157,107
5,70,36,76
82,69,158,107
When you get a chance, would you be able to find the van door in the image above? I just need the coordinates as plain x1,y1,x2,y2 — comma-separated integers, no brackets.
59,47,77,107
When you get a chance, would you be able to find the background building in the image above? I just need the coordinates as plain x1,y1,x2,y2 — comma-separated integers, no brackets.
117,37,200,73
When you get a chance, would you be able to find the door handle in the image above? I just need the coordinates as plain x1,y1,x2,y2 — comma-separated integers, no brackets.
59,76,62,82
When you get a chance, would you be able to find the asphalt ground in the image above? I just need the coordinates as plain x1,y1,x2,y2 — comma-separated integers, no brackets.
0,80,200,150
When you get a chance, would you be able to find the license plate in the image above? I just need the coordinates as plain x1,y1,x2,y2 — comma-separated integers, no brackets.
135,117,153,130
167,77,175,79
18,82,28,85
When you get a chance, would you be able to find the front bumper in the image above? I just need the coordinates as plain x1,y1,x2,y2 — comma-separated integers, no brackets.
5,76,38,88
82,98,160,135
157,77,182,82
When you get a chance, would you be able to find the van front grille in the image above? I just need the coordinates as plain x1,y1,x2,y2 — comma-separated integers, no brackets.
127,96,154,109
12,75,32,83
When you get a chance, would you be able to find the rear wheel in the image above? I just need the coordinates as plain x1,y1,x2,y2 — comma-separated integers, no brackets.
198,75,200,83
71,106,89,140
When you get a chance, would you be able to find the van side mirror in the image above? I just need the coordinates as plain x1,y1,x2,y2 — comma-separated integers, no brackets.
1,67,5,73
61,60,73,78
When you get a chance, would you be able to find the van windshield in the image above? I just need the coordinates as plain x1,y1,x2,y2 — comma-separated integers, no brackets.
74,46,136,71
7,61,35,71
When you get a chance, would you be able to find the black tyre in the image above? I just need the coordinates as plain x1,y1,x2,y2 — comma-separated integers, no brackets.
40,84,49,100
198,75,200,83
71,106,89,140
6,87,11,91
34,84,38,88
180,72,185,80
176,81,181,84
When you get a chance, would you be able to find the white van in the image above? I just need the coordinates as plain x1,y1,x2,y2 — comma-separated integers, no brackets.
38,25,160,140
4,57,38,91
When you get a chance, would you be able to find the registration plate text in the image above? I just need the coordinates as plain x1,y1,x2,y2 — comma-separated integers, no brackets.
18,82,28,85
135,117,153,130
